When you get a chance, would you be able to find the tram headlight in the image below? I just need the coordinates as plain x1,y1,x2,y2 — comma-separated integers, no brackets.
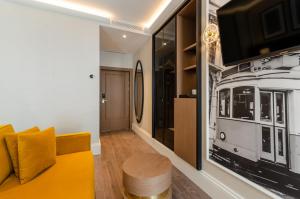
220,132,226,141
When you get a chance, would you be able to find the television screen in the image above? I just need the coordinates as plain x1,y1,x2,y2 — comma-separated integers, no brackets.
217,0,300,66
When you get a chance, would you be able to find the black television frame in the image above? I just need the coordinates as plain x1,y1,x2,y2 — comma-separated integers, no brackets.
217,0,300,66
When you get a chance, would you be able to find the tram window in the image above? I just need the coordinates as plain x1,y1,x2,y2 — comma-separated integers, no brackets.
233,86,255,120
260,92,272,122
219,89,230,117
262,127,271,153
276,93,284,124
278,129,284,156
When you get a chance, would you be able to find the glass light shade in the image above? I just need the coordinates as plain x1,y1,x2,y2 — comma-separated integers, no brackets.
203,23,219,44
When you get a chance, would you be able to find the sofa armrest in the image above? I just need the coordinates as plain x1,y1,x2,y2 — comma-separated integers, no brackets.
56,132,91,156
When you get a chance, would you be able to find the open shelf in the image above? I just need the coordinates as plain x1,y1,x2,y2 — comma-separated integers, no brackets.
178,0,196,18
183,43,196,52
184,65,196,71
177,0,197,97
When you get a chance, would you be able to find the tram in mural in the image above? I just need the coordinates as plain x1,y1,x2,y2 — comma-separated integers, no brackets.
209,54,300,198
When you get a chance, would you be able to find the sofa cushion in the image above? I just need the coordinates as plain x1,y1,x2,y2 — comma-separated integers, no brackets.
0,151,94,199
18,127,56,184
0,125,15,185
5,127,40,178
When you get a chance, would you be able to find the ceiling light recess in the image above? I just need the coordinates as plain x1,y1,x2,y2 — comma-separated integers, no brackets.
33,0,112,19
144,0,172,29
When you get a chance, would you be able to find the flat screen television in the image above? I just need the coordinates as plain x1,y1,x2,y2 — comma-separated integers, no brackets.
217,0,300,66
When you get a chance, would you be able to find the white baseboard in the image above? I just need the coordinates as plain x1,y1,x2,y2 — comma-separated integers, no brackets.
132,123,243,199
92,139,101,155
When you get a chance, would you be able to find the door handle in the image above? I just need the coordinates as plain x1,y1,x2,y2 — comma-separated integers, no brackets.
101,99,108,104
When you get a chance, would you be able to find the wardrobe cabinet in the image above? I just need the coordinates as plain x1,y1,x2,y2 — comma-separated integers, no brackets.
153,0,201,169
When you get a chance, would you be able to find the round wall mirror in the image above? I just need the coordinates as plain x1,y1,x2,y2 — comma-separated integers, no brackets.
134,60,144,123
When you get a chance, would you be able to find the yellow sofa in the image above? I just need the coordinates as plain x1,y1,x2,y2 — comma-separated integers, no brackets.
0,124,95,199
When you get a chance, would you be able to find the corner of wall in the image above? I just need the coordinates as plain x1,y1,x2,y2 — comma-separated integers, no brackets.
92,138,101,155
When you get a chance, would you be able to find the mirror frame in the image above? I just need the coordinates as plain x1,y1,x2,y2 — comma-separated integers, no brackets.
134,60,144,123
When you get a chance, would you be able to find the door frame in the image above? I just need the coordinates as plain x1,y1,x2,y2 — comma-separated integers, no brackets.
100,66,133,133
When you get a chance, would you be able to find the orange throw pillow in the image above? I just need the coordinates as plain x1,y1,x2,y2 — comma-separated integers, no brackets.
0,125,15,184
18,127,56,184
5,127,40,178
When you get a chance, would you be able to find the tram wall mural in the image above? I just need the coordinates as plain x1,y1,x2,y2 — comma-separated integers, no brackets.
208,1,300,198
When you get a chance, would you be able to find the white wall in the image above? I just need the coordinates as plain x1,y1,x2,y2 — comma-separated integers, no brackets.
100,51,133,69
132,39,152,134
0,1,100,154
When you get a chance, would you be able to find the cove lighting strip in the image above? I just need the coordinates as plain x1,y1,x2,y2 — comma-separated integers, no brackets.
33,0,112,19
144,0,172,29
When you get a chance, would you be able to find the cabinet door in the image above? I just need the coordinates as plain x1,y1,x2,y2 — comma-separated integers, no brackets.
153,17,176,150
174,98,197,167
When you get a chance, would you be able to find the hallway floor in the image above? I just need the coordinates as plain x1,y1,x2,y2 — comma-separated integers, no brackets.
94,131,211,199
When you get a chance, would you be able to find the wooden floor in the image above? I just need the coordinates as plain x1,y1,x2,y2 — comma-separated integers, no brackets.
94,131,211,199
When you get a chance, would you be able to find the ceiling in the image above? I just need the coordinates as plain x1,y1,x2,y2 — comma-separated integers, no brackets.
68,0,163,28
15,0,185,33
100,26,149,53
11,0,185,53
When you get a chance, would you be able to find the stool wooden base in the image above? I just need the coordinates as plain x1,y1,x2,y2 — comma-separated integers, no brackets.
123,187,172,199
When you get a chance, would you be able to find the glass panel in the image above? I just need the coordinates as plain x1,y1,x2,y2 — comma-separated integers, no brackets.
219,89,230,117
276,93,284,124
262,127,271,153
233,86,255,120
154,17,176,151
278,129,284,156
260,92,272,122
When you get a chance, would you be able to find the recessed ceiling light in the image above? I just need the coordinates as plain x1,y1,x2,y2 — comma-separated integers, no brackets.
122,34,127,39
33,0,112,19
163,42,167,46
144,0,172,29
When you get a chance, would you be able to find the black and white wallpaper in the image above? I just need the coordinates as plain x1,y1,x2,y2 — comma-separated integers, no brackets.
208,1,300,198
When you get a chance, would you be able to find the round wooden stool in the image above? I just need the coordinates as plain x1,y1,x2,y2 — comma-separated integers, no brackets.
122,153,172,199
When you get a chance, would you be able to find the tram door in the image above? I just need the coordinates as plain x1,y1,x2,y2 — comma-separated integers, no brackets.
260,91,287,165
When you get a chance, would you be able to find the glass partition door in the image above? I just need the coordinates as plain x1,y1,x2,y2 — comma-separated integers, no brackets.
153,18,176,150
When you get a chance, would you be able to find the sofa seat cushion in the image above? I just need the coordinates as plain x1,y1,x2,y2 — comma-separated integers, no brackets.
0,151,94,199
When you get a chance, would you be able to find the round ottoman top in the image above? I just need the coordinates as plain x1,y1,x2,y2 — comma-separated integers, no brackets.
122,153,172,197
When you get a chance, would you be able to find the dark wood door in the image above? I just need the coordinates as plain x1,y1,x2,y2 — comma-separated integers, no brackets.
101,69,130,132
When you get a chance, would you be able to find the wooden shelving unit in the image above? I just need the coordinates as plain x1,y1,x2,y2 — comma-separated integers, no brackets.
174,0,198,169
176,0,197,97
153,0,200,169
